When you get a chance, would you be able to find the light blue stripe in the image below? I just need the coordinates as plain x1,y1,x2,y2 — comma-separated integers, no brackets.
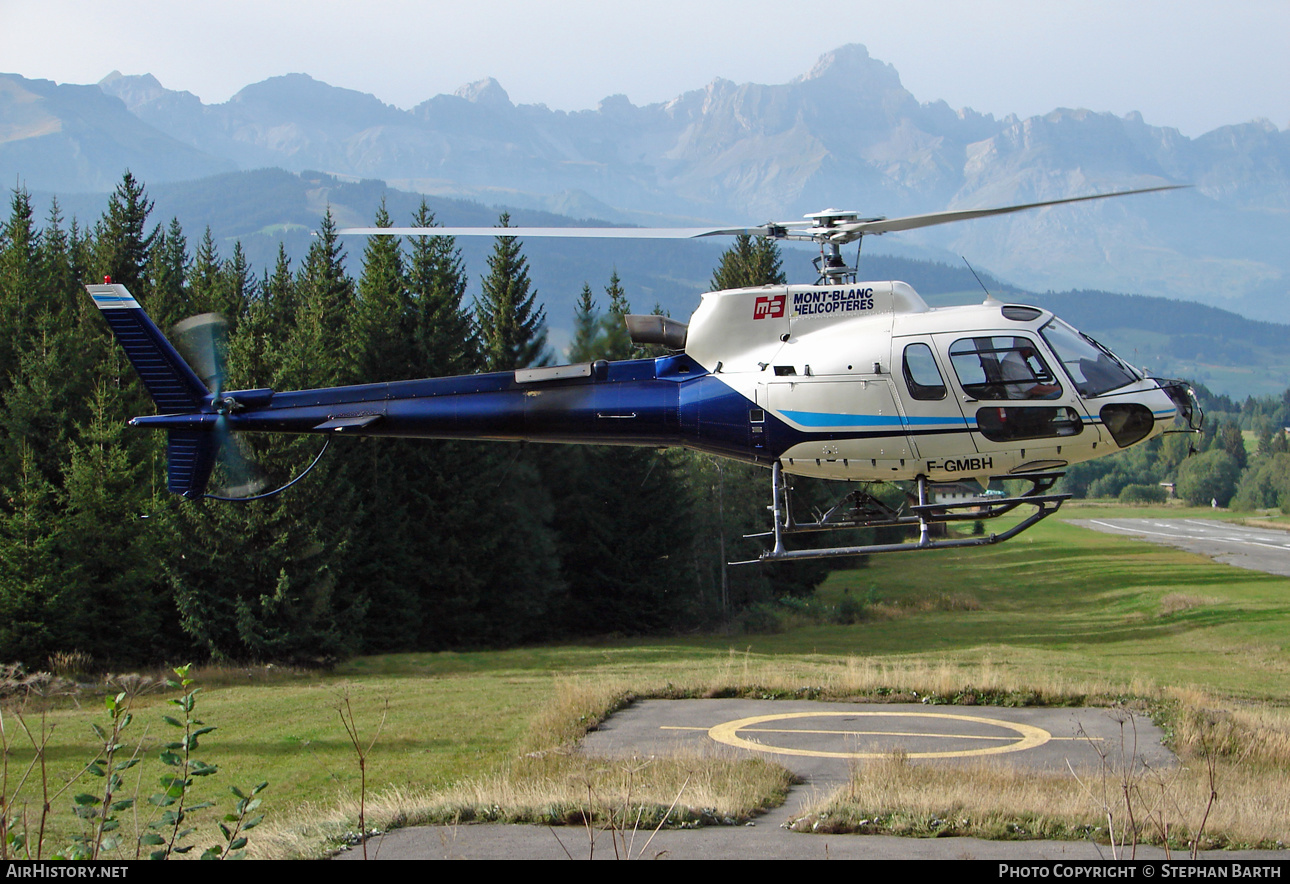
780,410,967,430
91,294,138,308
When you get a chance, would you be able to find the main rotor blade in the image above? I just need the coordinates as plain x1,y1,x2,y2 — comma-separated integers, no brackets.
338,184,1186,243
833,184,1189,238
336,225,784,239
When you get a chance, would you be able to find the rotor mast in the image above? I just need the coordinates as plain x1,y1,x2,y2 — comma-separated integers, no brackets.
789,209,883,285
754,209,883,285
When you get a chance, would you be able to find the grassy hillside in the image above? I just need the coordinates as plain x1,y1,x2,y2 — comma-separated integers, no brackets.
5,507,1289,857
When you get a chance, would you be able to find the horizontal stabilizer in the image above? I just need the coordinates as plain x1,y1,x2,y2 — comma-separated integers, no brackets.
87,284,210,413
313,415,383,431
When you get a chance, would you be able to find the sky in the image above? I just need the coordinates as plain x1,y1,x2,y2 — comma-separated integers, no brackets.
2,0,1287,139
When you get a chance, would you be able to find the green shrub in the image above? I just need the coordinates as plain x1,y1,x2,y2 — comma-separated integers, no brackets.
1119,483,1167,504
737,603,785,634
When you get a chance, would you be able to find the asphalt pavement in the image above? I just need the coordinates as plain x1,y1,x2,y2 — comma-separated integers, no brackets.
1072,517,1290,576
336,824,1285,861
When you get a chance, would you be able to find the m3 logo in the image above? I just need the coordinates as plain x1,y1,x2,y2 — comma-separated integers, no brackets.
753,294,786,320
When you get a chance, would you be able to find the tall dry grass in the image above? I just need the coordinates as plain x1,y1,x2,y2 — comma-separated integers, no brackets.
794,688,1290,850
674,651,1155,705
1168,688,1290,767
250,753,795,859
791,751,1290,850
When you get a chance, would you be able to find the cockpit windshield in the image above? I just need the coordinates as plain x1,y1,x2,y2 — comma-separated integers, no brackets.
1040,319,1140,397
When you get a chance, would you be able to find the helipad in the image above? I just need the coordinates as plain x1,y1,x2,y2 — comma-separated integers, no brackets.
579,700,1174,786
705,709,1052,759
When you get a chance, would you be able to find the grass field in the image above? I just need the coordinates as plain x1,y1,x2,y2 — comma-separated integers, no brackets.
3,506,1289,857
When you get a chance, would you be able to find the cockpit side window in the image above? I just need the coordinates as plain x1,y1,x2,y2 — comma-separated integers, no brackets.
1039,319,1139,397
948,336,1062,400
902,342,946,400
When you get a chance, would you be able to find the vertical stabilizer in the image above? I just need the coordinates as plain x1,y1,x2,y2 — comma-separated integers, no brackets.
86,284,210,413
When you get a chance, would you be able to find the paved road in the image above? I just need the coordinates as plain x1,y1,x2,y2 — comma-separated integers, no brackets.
337,824,1286,861
1072,518,1290,576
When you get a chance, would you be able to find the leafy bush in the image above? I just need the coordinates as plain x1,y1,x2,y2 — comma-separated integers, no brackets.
1231,452,1290,511
1176,450,1241,507
1118,483,1167,504
737,603,785,634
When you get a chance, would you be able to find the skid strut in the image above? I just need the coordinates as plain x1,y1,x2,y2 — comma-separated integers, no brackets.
744,461,1069,563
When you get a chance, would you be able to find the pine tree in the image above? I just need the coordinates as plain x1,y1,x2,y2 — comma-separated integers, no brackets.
37,198,76,311
170,212,363,662
549,272,697,635
225,245,287,394
144,218,191,330
167,493,358,663
599,269,633,359
0,187,40,388
709,234,786,290
95,172,157,293
189,227,222,316
264,242,297,330
0,441,60,662
354,200,413,380
363,200,555,650
1216,423,1249,471
278,208,357,389
343,201,425,651
568,283,599,363
475,214,549,371
57,379,181,664
454,215,569,641
407,201,476,376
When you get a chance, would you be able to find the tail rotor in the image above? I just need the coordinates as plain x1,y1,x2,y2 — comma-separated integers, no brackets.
172,314,267,499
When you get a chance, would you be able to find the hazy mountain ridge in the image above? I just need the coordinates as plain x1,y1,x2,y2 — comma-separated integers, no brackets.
2,44,1288,319
0,73,234,190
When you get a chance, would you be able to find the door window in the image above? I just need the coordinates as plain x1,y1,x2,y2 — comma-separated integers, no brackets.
902,343,946,401
949,336,1062,400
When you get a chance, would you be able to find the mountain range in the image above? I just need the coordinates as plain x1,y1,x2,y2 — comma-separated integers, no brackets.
2,44,1287,322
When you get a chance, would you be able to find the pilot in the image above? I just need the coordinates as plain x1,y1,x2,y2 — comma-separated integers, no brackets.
998,346,1060,399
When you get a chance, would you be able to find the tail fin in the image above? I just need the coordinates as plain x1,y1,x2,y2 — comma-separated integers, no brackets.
87,283,210,413
88,283,219,497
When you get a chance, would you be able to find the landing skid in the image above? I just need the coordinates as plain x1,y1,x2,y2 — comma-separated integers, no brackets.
741,461,1069,563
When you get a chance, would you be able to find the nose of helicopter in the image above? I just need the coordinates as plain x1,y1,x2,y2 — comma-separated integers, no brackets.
1156,377,1203,431
1092,378,1200,450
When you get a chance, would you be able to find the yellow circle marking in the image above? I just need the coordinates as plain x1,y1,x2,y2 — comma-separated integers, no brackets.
707,711,1051,760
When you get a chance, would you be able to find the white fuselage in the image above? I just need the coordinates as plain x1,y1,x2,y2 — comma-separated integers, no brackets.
683,281,1178,485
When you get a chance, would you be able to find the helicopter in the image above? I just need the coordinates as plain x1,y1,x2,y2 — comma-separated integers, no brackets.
86,184,1199,562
